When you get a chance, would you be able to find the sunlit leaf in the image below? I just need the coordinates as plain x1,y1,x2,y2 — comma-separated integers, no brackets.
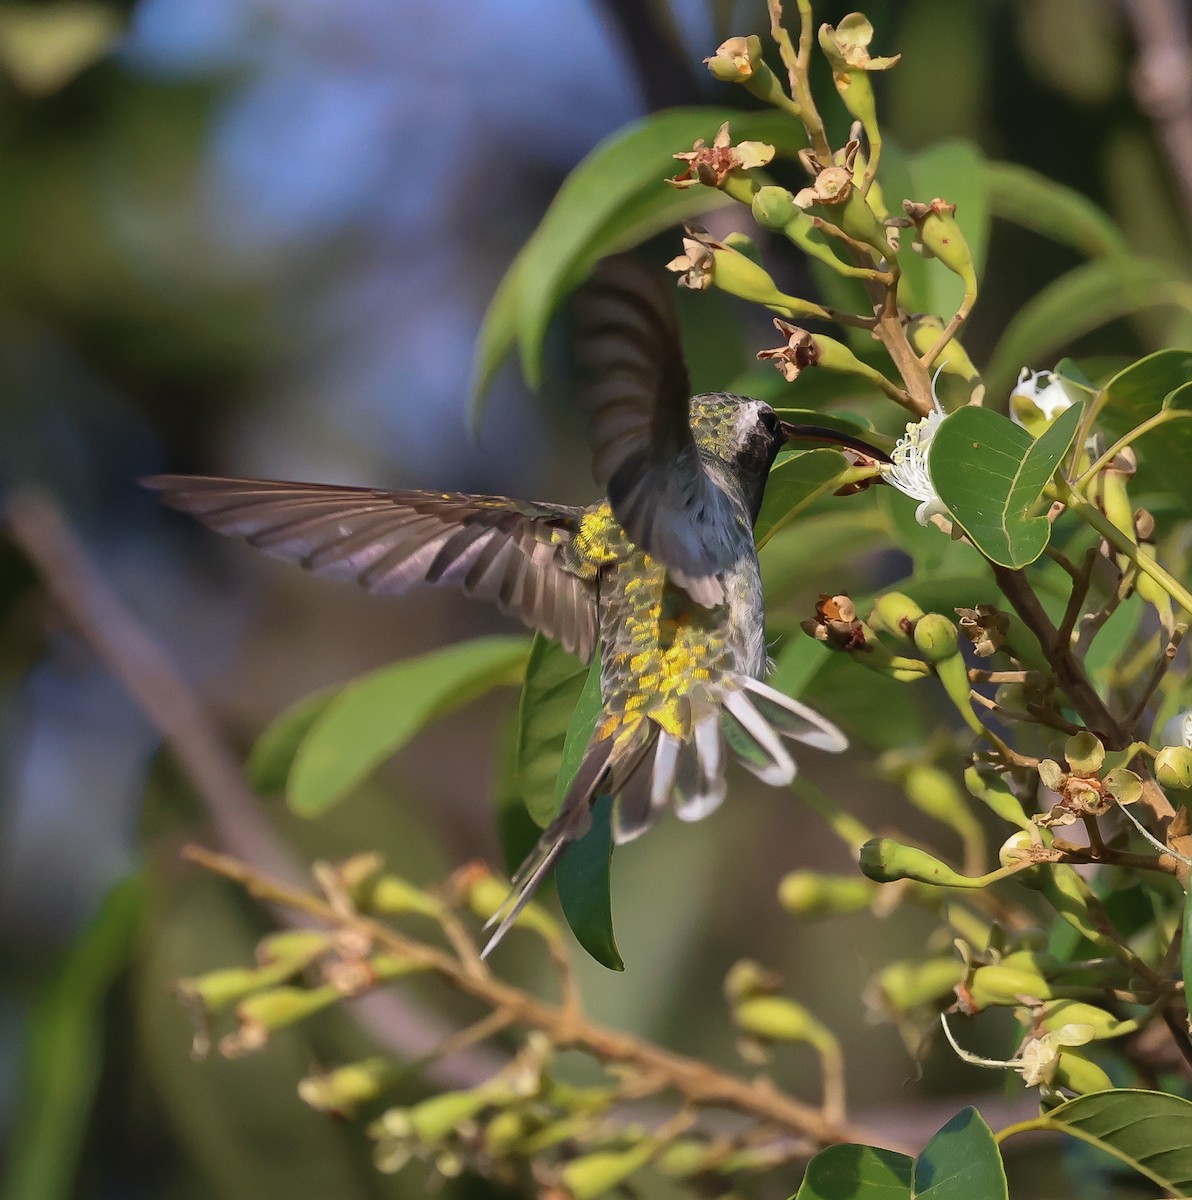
755,448,851,546
1097,350,1192,508
913,1108,1007,1200
984,259,1192,399
470,107,806,420
794,1143,913,1199
984,162,1128,260
287,636,531,816
1,875,142,1200
929,403,1082,567
1003,1090,1192,1197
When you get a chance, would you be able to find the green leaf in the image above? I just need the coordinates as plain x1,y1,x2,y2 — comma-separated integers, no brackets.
514,635,591,828
755,448,851,545
552,661,623,969
1003,1089,1192,1197
1,875,142,1200
929,403,1083,568
984,258,1192,399
287,636,531,816
794,1144,914,1199
1185,892,1192,1061
760,508,887,601
914,1108,1007,1200
1098,349,1192,508
984,162,1129,260
470,107,806,418
247,687,337,795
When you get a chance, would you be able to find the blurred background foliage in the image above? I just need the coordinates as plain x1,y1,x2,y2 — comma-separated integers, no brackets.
0,0,1189,1196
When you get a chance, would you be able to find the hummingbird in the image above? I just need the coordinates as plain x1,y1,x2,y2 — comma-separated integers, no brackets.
144,256,886,953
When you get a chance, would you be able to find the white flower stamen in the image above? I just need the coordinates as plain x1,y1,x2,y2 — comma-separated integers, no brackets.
880,378,949,526
1011,368,1073,427
1183,710,1192,751
941,1013,1095,1090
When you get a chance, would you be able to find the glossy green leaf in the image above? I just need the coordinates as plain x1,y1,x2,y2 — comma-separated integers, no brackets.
470,107,806,416
1098,350,1192,507
552,660,623,969
755,448,851,546
247,687,336,795
794,1143,913,1199
1003,1089,1192,1197
984,258,1192,399
929,403,1082,567
984,162,1128,260
514,635,591,828
1,875,142,1200
760,508,887,601
914,1108,1007,1200
287,635,531,816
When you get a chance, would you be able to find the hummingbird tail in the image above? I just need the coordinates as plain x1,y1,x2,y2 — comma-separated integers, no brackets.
480,726,654,958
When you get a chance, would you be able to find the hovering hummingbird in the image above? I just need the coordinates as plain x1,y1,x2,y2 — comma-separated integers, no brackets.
145,256,886,953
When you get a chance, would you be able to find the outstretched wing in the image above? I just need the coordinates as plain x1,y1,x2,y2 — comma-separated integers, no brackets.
144,476,599,660
571,256,739,607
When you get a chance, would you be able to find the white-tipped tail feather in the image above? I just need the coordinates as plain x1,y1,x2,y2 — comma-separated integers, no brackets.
481,675,846,957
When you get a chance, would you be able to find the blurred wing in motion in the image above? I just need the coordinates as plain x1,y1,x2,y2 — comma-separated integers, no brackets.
143,476,599,660
572,256,739,607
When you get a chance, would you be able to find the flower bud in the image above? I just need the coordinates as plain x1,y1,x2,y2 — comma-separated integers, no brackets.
967,962,1054,1008
999,830,1035,868
560,1144,657,1200
298,1057,393,1116
869,592,923,642
1038,1000,1127,1040
859,838,976,887
463,870,561,942
1053,1052,1114,1095
912,613,960,663
483,1109,534,1157
222,984,340,1057
406,1088,499,1143
902,198,977,296
904,764,965,822
657,1139,711,1178
778,870,872,917
1064,732,1105,776
367,874,444,919
733,995,824,1042
752,185,799,231
1155,746,1192,793
723,958,780,1003
874,958,964,1011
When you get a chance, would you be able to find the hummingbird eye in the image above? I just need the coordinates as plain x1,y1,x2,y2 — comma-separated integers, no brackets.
758,409,780,436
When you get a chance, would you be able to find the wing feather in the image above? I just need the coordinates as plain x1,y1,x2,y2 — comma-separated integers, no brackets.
144,475,599,660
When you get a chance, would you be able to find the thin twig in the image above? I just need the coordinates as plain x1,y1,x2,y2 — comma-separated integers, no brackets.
1128,625,1187,731
182,842,893,1151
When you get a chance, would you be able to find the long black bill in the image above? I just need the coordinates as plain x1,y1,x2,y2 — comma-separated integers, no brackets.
779,421,892,464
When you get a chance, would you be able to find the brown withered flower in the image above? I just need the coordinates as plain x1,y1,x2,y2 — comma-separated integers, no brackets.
803,593,869,652
757,318,820,382
956,605,1010,658
793,141,859,208
665,230,720,290
669,121,774,189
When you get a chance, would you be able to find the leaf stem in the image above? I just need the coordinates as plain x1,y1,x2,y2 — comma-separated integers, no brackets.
1073,407,1192,491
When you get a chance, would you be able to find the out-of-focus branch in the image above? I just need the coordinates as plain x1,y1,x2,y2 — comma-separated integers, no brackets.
1122,0,1192,231
4,489,503,1084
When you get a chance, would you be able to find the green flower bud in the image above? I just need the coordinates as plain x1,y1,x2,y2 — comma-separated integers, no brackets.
968,962,1054,1008
723,958,780,1003
733,995,824,1043
906,315,980,383
483,1109,535,1157
407,1088,498,1144
560,1143,657,1200
778,870,873,917
722,230,764,267
1103,767,1142,805
859,838,978,887
298,1057,393,1116
869,592,924,642
176,964,295,1015
256,929,334,968
1053,1052,1114,1095
368,874,443,919
902,198,978,297
464,871,560,942
657,1138,711,1178
1155,746,1192,792
1038,1000,1129,1040
912,613,960,663
223,984,340,1057
1064,732,1105,776
999,830,1035,867
904,764,967,823
875,958,964,1011
752,185,799,231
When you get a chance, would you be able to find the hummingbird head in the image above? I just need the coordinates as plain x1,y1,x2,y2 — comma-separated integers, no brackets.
688,392,787,519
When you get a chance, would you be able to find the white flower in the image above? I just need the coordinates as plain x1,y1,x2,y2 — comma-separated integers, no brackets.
880,391,949,526
941,1013,1095,1091
1010,368,1073,428
1159,708,1192,750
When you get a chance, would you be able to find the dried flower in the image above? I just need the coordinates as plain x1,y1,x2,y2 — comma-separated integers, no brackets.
666,234,716,290
818,14,901,72
669,121,774,189
757,318,820,381
955,605,1009,657
793,142,859,208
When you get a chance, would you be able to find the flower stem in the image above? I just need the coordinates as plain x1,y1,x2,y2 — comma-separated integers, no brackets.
1073,407,1192,491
